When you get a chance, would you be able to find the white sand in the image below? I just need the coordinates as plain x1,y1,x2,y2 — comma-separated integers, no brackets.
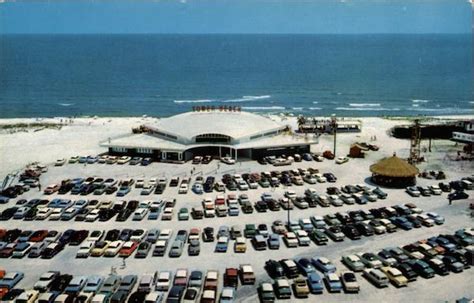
0,114,473,302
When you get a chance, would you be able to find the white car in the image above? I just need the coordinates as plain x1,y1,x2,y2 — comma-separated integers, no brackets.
161,207,174,220
303,174,317,184
221,157,236,165
314,173,327,183
178,184,189,194
429,185,442,195
104,241,124,257
284,232,298,248
406,186,421,197
117,156,131,164
295,230,310,246
336,156,349,164
340,193,355,205
155,271,172,291
55,158,66,166
158,229,172,241
284,190,297,200
328,195,343,207
36,207,53,220
48,208,63,221
237,180,249,190
76,241,95,258
133,208,149,221
85,209,101,222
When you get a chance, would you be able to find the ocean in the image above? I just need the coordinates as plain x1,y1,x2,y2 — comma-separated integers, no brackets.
0,34,472,118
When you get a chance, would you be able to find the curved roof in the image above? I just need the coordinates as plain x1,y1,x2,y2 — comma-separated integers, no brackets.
146,111,284,140
370,155,419,177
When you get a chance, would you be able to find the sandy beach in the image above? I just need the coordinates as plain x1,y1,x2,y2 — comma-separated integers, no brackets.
0,113,473,303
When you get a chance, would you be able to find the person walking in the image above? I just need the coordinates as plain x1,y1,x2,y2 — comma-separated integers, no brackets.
448,197,452,205
38,183,42,192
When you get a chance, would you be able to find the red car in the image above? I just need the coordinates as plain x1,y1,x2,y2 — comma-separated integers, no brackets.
118,241,139,257
30,230,49,242
0,243,16,258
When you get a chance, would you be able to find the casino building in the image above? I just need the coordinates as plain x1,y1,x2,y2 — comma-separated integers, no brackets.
101,110,319,162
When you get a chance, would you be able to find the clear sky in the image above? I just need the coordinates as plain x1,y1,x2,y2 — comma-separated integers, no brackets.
0,0,472,34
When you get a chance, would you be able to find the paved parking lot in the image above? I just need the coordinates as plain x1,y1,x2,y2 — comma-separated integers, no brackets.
1,153,473,302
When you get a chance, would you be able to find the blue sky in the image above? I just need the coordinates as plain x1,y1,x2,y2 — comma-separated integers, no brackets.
0,0,472,34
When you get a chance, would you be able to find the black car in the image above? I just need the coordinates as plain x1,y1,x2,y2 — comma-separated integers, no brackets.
254,201,268,212
127,292,146,303
99,209,116,221
110,290,128,303
203,227,214,242
426,259,449,276
323,173,337,183
191,208,204,220
4,229,22,242
154,184,166,194
396,262,418,282
342,224,361,240
406,216,422,228
0,289,24,301
167,286,185,303
70,230,89,245
410,260,435,278
0,207,19,220
23,207,38,221
442,256,464,273
58,229,76,245
41,243,65,259
354,222,374,236
105,229,120,241
50,274,73,293
448,191,469,201
267,199,281,211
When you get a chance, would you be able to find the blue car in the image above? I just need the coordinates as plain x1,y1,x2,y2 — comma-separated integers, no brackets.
215,236,229,252
116,187,131,197
307,272,324,294
296,258,316,276
0,272,24,289
324,273,342,293
311,257,337,273
391,217,413,230
141,158,152,166
267,234,280,249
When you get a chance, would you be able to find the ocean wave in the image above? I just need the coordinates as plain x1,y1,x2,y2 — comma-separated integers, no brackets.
58,103,74,106
412,99,430,103
336,107,400,111
469,101,474,104
312,101,319,104
174,99,215,104
412,104,419,107
222,95,271,103
411,108,473,113
309,107,322,110
242,106,285,110
348,103,381,107
291,107,304,111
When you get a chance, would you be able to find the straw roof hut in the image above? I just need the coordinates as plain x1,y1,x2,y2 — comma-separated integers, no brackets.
370,154,419,187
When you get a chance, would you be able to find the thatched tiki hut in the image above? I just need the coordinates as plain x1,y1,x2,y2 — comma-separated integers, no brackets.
370,154,419,188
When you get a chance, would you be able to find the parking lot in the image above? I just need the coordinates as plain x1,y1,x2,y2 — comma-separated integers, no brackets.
1,146,473,303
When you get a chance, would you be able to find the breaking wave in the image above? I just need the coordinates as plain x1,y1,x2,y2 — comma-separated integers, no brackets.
348,103,381,107
309,107,322,110
336,107,400,111
412,99,430,103
222,95,271,103
173,99,214,104
58,103,74,106
242,106,285,110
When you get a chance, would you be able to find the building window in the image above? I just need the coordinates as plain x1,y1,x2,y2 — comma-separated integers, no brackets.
195,133,231,144
112,147,127,153
137,148,153,154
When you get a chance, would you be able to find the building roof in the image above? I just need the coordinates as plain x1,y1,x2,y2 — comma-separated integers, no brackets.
370,155,419,177
145,111,283,140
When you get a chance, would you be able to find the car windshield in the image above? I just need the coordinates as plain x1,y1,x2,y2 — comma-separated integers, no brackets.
344,273,356,281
